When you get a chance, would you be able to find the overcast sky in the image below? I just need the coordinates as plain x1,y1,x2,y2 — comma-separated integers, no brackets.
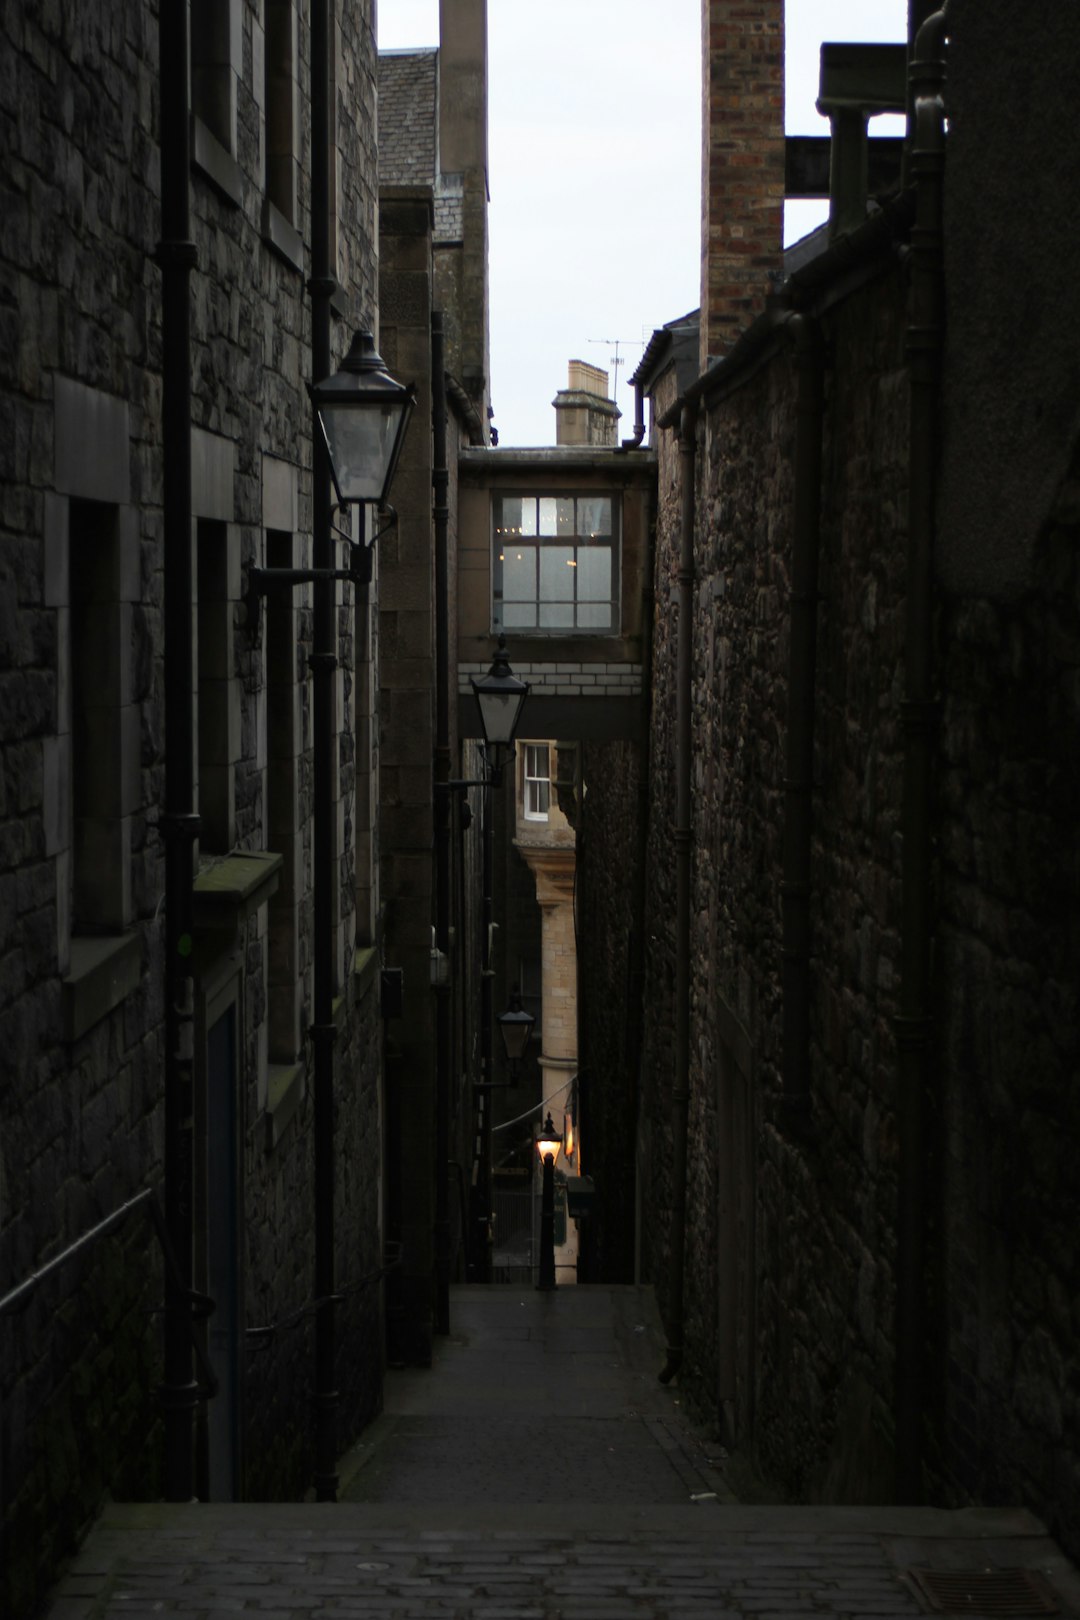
377,1,908,445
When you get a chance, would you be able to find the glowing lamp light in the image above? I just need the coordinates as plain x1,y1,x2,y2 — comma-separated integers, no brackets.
535,1112,561,1168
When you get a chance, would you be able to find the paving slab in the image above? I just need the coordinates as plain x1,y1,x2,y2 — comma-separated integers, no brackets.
42,1287,1080,1620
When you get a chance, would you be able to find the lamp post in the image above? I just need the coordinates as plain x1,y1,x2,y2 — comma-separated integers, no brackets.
535,1113,561,1291
439,639,529,1282
475,642,527,1281
248,275,411,1506
306,329,412,1502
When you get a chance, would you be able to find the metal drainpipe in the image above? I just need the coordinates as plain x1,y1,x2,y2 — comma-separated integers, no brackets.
309,0,339,1504
157,0,199,1504
628,480,657,1285
780,316,826,1124
895,6,947,1505
660,400,698,1384
432,312,452,1334
618,379,646,451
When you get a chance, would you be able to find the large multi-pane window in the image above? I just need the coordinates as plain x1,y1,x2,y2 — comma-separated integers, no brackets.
493,493,618,632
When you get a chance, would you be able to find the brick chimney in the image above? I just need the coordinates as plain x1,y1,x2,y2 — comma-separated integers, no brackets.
700,0,785,369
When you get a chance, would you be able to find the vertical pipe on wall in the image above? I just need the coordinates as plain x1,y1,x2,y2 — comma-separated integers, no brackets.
477,775,495,1283
895,7,947,1505
309,0,339,1503
157,0,199,1504
432,312,452,1333
780,316,826,1123
660,401,698,1384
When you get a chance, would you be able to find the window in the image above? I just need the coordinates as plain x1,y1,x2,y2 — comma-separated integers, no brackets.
264,530,302,1062
196,521,237,853
265,0,298,225
523,744,550,822
191,0,241,157
493,493,619,633
69,500,134,932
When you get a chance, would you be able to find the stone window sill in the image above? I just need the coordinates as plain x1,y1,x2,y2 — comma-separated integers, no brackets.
354,946,378,1002
193,850,282,933
191,116,244,209
261,197,304,274
265,1060,304,1152
63,932,141,1042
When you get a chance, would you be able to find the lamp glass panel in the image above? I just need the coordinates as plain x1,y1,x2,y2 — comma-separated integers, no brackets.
498,1013,533,1060
320,402,400,502
476,688,522,745
536,1133,561,1166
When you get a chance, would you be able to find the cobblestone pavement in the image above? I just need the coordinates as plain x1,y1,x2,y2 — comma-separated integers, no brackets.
44,1288,1080,1619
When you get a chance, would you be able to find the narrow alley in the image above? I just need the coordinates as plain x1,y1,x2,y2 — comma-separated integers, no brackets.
44,1287,1080,1619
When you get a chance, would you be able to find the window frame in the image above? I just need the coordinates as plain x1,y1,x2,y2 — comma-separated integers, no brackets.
492,491,620,636
522,743,551,823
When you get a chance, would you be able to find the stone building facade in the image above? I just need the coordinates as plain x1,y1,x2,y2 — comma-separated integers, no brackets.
0,2,390,1610
609,0,1080,1561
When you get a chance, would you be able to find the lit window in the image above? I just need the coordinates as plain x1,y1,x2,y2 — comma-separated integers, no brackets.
523,744,550,822
493,493,618,633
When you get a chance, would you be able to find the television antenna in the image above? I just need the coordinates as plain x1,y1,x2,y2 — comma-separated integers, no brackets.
587,336,640,417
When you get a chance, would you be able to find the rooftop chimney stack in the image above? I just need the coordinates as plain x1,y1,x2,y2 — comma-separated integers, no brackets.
553,361,620,447
700,0,785,370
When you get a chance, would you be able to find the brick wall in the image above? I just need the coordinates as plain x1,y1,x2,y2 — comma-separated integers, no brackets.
700,0,785,367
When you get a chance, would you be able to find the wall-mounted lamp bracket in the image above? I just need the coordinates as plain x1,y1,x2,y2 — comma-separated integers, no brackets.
244,562,366,641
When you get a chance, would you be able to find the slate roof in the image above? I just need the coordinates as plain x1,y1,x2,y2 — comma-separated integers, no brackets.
378,49,438,187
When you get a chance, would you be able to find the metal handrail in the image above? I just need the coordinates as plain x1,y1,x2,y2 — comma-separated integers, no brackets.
0,1186,219,1398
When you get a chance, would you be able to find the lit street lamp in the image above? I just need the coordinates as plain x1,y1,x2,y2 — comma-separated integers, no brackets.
535,1112,562,1292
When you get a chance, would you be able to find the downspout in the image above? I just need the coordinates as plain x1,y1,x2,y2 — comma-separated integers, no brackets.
432,312,452,1334
309,0,339,1502
659,399,698,1384
895,6,947,1504
157,0,198,1503
629,479,657,1285
780,316,826,1124
618,377,646,451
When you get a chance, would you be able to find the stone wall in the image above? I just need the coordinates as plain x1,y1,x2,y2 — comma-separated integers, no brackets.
577,738,644,1283
640,263,913,1496
640,135,1079,1557
0,1,385,1607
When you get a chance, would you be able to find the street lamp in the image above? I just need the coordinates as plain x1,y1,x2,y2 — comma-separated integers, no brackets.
471,635,530,782
311,329,416,513
497,986,535,1082
535,1112,561,1292
303,332,412,1502
438,644,529,1282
